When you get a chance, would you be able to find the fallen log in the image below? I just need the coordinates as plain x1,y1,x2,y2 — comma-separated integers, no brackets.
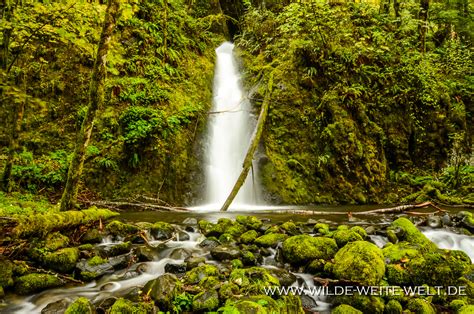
85,200,189,212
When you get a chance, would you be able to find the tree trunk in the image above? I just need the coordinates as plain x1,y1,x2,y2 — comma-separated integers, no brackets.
60,0,120,211
220,73,274,212
419,0,429,53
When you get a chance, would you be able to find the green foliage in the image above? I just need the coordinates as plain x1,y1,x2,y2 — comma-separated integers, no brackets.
172,292,193,313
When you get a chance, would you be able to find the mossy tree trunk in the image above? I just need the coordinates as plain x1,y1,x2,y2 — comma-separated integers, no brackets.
60,0,120,211
220,73,274,212
419,0,429,53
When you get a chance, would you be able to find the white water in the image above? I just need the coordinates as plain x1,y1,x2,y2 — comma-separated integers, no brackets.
201,42,259,210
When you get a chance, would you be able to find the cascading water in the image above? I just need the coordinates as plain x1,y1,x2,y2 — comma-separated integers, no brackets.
203,42,259,208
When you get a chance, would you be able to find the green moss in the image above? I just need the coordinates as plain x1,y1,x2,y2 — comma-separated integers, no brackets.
219,301,266,314
280,221,298,235
407,298,436,314
236,216,263,230
240,230,259,244
0,260,14,287
350,226,367,239
192,290,219,311
282,235,338,265
219,233,235,244
106,241,132,256
13,260,29,276
150,221,175,240
254,233,288,248
385,300,402,314
459,305,474,314
80,271,99,281
242,251,258,266
333,229,363,247
106,220,139,237
109,298,153,314
331,304,363,314
182,264,219,285
315,223,330,235
64,297,95,314
332,241,385,285
229,267,279,294
382,242,421,262
449,299,467,311
42,247,79,273
390,218,437,252
334,294,385,313
87,255,108,266
78,243,94,250
43,232,69,251
14,273,63,295
219,282,240,299
231,259,244,269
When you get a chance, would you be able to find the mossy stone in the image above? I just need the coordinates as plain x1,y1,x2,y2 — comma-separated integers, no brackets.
449,299,467,311
332,241,385,285
42,247,79,273
150,221,175,240
44,232,69,251
350,226,367,239
390,218,437,252
333,229,363,247
236,216,263,230
182,264,219,285
282,235,338,265
64,297,95,314
459,305,474,314
382,242,421,263
331,304,363,314
240,230,258,244
219,282,240,299
229,267,279,294
81,228,102,244
280,221,299,235
384,300,403,314
407,298,436,314
0,260,14,287
192,290,219,311
109,298,153,314
219,233,235,244
254,233,288,248
14,273,63,295
333,294,385,313
315,223,330,235
143,273,182,309
87,255,108,266
106,220,139,237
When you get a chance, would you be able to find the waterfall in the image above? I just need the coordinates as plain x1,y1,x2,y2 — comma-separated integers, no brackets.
203,42,259,208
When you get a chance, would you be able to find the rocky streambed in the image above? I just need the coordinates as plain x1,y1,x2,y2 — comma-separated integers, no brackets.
1,209,473,313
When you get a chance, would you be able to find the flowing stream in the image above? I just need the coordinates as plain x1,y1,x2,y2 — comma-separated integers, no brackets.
201,42,259,209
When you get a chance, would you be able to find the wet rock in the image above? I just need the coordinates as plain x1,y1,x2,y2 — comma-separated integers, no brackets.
282,235,337,265
192,290,219,311
0,260,14,288
14,273,64,295
407,298,436,314
183,264,219,285
185,256,206,270
280,221,299,235
332,304,362,314
41,299,70,314
390,218,437,251
236,215,263,230
123,286,143,303
199,238,220,250
300,295,318,311
364,225,376,235
333,229,363,248
150,222,175,240
105,221,139,238
42,247,79,273
64,297,95,314
165,263,187,275
330,241,385,286
427,216,442,228
241,250,260,266
82,229,102,244
177,231,190,241
109,298,153,313
306,218,318,225
459,211,474,231
96,297,117,314
229,267,279,291
76,253,132,280
268,268,296,286
144,273,183,309
135,245,160,261
441,214,452,226
169,248,193,260
185,226,195,232
254,233,288,248
183,218,198,225
239,230,258,244
97,242,131,258
219,282,240,299
210,245,241,261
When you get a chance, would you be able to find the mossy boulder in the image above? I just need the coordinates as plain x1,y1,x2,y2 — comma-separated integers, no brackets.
333,229,363,247
331,241,385,285
236,216,263,230
87,256,108,266
43,247,79,273
449,299,467,311
254,233,288,248
44,232,69,251
150,222,175,240
64,297,95,314
105,220,139,237
81,228,102,244
14,273,63,295
0,259,14,288
240,230,259,244
333,294,385,313
315,223,330,235
459,305,474,314
331,304,363,314
280,221,299,235
143,273,182,309
211,245,241,261
407,298,436,314
384,300,403,314
390,218,437,252
350,226,368,239
382,242,421,263
192,290,219,311
98,241,132,257
182,264,219,285
229,267,279,294
219,282,240,299
109,298,153,314
282,235,338,265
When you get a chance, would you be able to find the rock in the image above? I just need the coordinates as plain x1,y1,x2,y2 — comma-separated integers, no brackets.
41,299,70,314
218,233,235,244
185,256,206,270
169,248,193,260
14,273,64,295
331,304,363,314
239,230,259,244
364,225,376,235
314,223,330,235
43,232,70,251
97,242,131,258
42,247,79,273
333,229,363,248
385,300,403,314
82,229,102,244
241,250,260,266
331,241,385,286
109,298,153,313
143,273,182,309
426,216,442,228
150,222,175,240
459,305,474,314
199,238,220,250
390,218,437,252
164,263,187,275
210,245,241,261
229,267,279,292
96,298,117,313
135,245,160,261
407,299,436,314
123,286,143,303
76,256,114,280
332,294,384,313
105,221,139,238
64,297,95,314
192,290,219,311
177,231,190,241
306,218,318,225
280,221,299,235
300,295,318,311
441,214,452,226
183,264,219,285
268,268,296,286
254,233,288,248
459,211,474,231
282,235,338,265
219,282,240,299
0,260,14,288
183,218,198,225
236,215,263,230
